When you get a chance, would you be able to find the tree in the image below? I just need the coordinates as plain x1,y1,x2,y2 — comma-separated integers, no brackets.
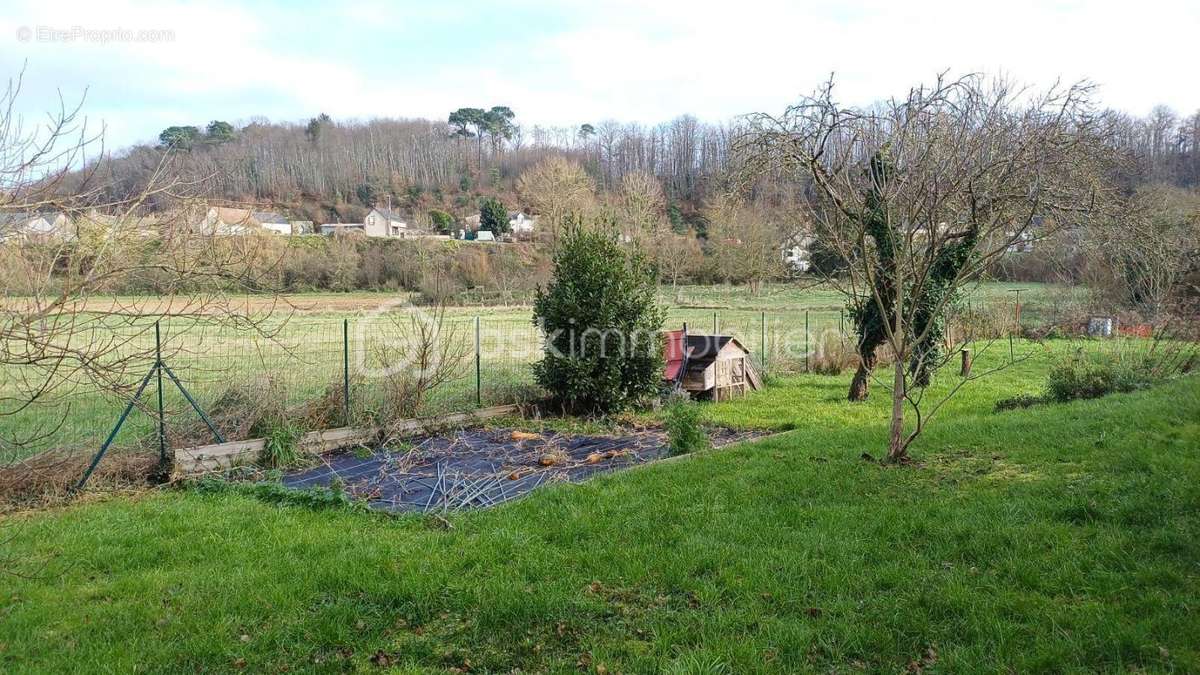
428,209,455,233
743,74,1118,461
305,113,331,143
479,196,509,234
653,226,704,299
578,124,595,140
614,170,666,240
516,156,597,240
704,197,784,293
533,223,665,413
483,106,516,156
1085,184,1200,320
205,120,235,143
158,125,200,150
448,107,486,168
1,73,284,469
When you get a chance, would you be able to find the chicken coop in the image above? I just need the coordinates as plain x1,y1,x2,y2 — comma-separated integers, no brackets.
663,329,762,401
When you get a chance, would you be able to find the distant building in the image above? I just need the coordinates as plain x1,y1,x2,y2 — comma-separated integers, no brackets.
364,207,406,237
199,207,293,235
508,211,537,233
0,211,74,241
320,223,368,236
782,234,814,273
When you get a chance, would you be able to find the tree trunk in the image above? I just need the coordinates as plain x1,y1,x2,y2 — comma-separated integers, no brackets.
848,350,877,401
886,360,907,462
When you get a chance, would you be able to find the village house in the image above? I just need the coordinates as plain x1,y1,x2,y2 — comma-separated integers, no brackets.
364,207,406,237
198,207,296,235
0,211,74,241
782,233,814,273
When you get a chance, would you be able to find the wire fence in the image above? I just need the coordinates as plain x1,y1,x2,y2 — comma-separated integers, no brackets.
0,294,1108,469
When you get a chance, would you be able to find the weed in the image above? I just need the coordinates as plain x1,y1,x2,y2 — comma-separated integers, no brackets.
663,394,711,456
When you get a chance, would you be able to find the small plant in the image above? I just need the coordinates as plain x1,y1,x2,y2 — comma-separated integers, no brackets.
1046,356,1150,403
258,421,304,468
663,394,711,456
994,393,1047,412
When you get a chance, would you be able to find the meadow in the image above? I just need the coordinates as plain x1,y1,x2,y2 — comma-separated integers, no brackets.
1,338,1196,672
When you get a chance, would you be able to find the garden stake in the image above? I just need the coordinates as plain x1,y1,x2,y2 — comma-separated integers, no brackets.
155,320,166,463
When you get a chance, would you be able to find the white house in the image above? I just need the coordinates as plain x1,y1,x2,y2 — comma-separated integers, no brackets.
782,234,814,273
364,207,406,237
0,211,76,241
508,211,537,233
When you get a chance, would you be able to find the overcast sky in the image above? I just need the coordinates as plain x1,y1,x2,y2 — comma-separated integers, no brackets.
2,0,1197,153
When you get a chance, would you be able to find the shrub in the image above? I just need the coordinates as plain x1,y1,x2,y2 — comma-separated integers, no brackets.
429,209,454,233
1046,355,1152,403
533,224,665,414
994,393,1047,412
479,197,509,234
663,394,710,456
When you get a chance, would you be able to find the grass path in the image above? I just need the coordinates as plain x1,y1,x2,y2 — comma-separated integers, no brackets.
1,349,1197,672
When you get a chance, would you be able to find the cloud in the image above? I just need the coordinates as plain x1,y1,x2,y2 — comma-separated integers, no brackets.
2,0,1197,152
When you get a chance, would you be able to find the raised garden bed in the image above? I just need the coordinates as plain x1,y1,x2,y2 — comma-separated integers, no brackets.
281,426,765,512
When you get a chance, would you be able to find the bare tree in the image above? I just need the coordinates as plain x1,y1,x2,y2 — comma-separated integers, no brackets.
516,156,598,242
742,73,1119,461
652,227,705,300
1085,184,1200,320
0,69,286,466
704,196,786,293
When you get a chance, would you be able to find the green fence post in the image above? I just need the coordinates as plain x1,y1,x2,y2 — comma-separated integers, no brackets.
760,310,767,374
475,316,482,407
155,320,166,463
839,309,845,336
713,311,718,335
805,310,810,373
342,319,351,422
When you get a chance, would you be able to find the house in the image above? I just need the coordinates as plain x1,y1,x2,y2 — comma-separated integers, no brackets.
199,207,293,235
663,330,761,401
0,211,74,240
364,207,407,237
782,234,814,273
508,211,537,233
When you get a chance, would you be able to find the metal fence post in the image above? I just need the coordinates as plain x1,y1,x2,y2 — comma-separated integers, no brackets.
713,311,718,335
155,320,166,462
805,310,810,373
839,309,845,336
342,318,351,422
475,316,482,407
760,310,767,374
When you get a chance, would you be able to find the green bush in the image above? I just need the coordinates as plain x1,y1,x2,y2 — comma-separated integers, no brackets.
663,395,711,456
533,224,665,414
1046,356,1151,403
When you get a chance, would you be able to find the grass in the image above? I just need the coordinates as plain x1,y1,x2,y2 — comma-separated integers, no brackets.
2,343,1197,672
4,281,1077,463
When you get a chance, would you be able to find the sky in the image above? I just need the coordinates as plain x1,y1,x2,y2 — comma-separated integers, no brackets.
2,0,1198,154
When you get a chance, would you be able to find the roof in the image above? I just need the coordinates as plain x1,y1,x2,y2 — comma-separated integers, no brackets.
370,206,403,221
252,210,288,224
684,334,747,368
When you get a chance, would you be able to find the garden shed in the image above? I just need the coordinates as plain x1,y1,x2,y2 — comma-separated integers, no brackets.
664,330,761,400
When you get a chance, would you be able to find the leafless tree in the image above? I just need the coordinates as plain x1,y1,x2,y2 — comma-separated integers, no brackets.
742,73,1120,461
1,68,286,466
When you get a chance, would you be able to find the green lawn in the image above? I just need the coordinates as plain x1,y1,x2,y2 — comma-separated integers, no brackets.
2,342,1197,672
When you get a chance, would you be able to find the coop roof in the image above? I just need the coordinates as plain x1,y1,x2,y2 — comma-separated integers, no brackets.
685,334,747,368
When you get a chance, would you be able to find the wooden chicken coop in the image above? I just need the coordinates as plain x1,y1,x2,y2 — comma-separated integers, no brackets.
663,329,761,401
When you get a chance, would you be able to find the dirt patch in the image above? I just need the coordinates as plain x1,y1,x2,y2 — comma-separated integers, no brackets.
282,426,764,512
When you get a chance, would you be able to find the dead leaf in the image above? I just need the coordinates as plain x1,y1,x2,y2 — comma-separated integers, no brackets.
511,430,541,441
586,452,604,464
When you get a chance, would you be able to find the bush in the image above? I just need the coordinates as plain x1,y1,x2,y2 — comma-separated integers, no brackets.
663,394,710,456
1046,355,1152,403
533,224,665,414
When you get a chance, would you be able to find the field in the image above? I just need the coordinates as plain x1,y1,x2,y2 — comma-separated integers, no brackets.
2,340,1197,672
2,282,1077,465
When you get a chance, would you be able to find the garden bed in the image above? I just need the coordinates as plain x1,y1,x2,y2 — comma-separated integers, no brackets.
281,426,765,512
